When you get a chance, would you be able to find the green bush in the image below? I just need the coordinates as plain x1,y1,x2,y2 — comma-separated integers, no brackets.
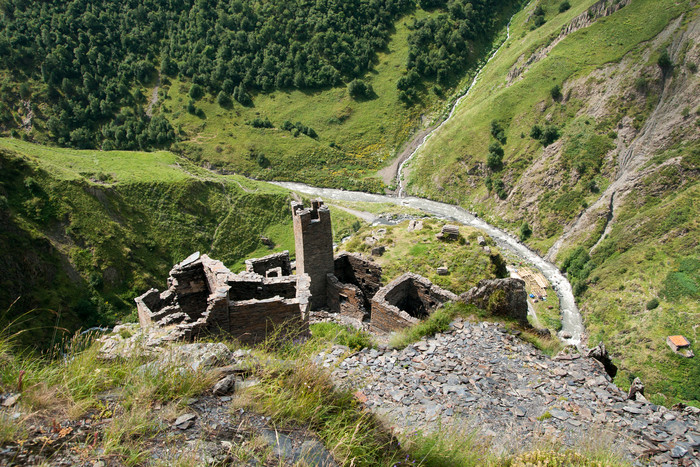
559,1,570,13
646,297,659,310
519,222,532,241
661,257,700,301
550,84,562,100
188,83,203,100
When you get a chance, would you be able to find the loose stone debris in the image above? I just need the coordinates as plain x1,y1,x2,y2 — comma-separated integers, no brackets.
315,317,700,465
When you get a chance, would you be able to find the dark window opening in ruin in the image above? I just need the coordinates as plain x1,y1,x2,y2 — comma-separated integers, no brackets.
266,268,281,278
339,294,348,304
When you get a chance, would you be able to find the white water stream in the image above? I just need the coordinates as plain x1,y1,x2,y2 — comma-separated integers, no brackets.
271,181,584,346
397,18,512,197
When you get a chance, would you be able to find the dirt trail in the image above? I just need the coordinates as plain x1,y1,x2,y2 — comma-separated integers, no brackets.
377,123,436,188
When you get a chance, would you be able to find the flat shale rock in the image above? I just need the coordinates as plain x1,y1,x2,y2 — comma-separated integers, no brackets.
318,318,700,465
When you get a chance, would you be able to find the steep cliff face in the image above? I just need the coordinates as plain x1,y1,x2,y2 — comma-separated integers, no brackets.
405,0,699,403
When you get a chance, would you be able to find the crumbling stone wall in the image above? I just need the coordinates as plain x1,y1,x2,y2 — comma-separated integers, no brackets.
136,252,310,343
245,251,292,278
334,253,383,301
292,200,334,310
325,252,384,322
370,273,458,333
326,274,368,323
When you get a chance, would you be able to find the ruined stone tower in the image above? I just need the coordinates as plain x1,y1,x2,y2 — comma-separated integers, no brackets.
291,199,333,309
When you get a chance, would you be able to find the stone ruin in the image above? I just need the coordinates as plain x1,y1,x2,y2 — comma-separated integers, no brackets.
326,252,383,325
135,198,528,342
136,251,310,344
370,273,459,333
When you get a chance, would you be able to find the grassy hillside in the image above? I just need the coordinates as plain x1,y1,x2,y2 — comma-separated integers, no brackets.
0,139,362,346
404,0,700,403
0,1,518,191
339,219,508,294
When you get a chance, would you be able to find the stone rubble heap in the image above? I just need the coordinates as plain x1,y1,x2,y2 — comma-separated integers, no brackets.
315,318,700,466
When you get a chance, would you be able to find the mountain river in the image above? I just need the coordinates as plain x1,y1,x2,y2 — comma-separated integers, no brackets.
271,181,584,346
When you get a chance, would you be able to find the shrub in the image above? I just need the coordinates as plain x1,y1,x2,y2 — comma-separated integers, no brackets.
216,91,231,107
519,222,532,241
347,79,373,99
646,298,659,310
188,83,203,100
550,84,562,101
541,125,561,146
487,142,504,170
658,50,672,73
494,178,507,199
249,117,273,129
559,1,570,12
490,120,506,144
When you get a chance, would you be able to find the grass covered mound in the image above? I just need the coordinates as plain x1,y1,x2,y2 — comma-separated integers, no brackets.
338,218,508,294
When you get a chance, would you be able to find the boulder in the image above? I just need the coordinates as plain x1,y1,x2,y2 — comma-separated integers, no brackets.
628,377,645,401
460,278,528,324
436,266,449,276
585,343,618,378
371,246,386,257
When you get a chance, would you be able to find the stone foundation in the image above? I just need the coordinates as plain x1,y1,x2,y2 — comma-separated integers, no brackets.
370,273,458,333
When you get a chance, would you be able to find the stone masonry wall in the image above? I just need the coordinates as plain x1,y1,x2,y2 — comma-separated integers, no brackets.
371,273,458,333
334,253,383,303
135,252,310,343
292,200,334,310
245,251,292,277
326,273,367,322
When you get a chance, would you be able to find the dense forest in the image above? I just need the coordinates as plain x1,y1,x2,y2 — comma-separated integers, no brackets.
0,0,512,150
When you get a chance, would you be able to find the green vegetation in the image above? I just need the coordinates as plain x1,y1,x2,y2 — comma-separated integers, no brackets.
580,146,699,404
309,322,373,351
0,139,301,345
390,301,476,348
339,218,507,294
0,0,413,149
0,0,518,191
399,0,515,102
401,0,698,405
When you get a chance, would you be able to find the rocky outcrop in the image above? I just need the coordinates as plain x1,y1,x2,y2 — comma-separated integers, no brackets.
320,318,700,464
460,278,528,324
586,342,618,378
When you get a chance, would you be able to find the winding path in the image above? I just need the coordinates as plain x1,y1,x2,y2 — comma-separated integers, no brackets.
270,181,584,345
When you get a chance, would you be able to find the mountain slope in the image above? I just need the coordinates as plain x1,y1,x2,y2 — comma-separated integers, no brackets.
0,139,365,346
405,0,699,403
